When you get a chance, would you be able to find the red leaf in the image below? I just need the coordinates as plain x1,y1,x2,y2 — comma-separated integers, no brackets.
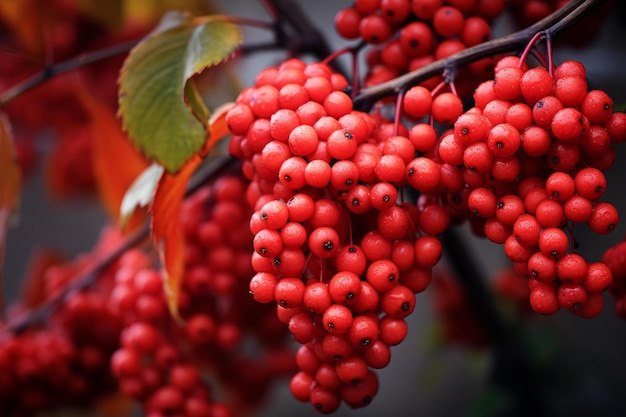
78,85,150,229
0,113,22,315
150,105,232,321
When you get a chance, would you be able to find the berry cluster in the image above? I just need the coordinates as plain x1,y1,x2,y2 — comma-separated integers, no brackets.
442,55,626,317
0,174,296,417
226,58,447,412
0,228,125,417
334,0,505,90
110,174,295,417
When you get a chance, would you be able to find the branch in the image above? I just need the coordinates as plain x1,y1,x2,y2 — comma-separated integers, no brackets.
442,228,548,416
353,0,606,111
0,154,238,337
0,39,140,107
259,0,346,75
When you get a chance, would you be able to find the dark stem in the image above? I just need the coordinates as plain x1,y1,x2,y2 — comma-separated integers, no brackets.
0,154,238,337
353,0,606,111
0,209,8,320
259,0,346,75
0,38,140,107
442,229,546,416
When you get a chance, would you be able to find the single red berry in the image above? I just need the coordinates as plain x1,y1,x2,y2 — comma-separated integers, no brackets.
557,282,589,312
454,112,490,145
587,202,618,235
406,157,441,192
414,235,443,268
574,167,607,201
322,304,354,334
366,259,400,292
403,85,432,118
249,272,278,303
380,284,416,318
535,199,565,228
274,277,306,308
359,14,392,44
335,244,368,276
581,90,613,124
538,227,569,258
520,66,554,106
530,282,560,315
528,251,557,283
582,262,613,293
433,6,465,37
493,67,524,101
513,213,541,247
468,187,497,217
345,315,379,348
556,253,588,283
329,271,363,305
432,93,464,125
379,316,408,346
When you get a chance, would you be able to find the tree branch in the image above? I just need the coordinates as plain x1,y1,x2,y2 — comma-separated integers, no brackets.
353,0,606,111
0,154,238,337
259,0,346,75
0,39,140,107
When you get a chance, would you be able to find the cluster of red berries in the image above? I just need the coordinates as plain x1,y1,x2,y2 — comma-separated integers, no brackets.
110,174,296,417
110,257,230,417
0,329,115,417
334,0,505,90
0,174,297,417
0,228,126,417
226,58,449,412
441,55,626,317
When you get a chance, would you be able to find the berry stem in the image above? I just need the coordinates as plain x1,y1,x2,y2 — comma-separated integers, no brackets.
546,35,555,77
352,0,606,111
393,90,404,136
518,31,544,68
0,0,347,107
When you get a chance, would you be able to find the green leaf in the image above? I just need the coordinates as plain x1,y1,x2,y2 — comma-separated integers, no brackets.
118,11,241,173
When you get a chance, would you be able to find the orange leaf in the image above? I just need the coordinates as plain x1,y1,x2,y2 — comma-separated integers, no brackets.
78,86,150,229
150,109,231,321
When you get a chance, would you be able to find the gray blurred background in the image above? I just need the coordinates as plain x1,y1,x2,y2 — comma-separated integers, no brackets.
4,1,626,416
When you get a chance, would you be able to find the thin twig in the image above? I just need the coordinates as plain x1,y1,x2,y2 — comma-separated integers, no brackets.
0,38,140,107
353,0,606,111
0,154,237,336
260,0,347,75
